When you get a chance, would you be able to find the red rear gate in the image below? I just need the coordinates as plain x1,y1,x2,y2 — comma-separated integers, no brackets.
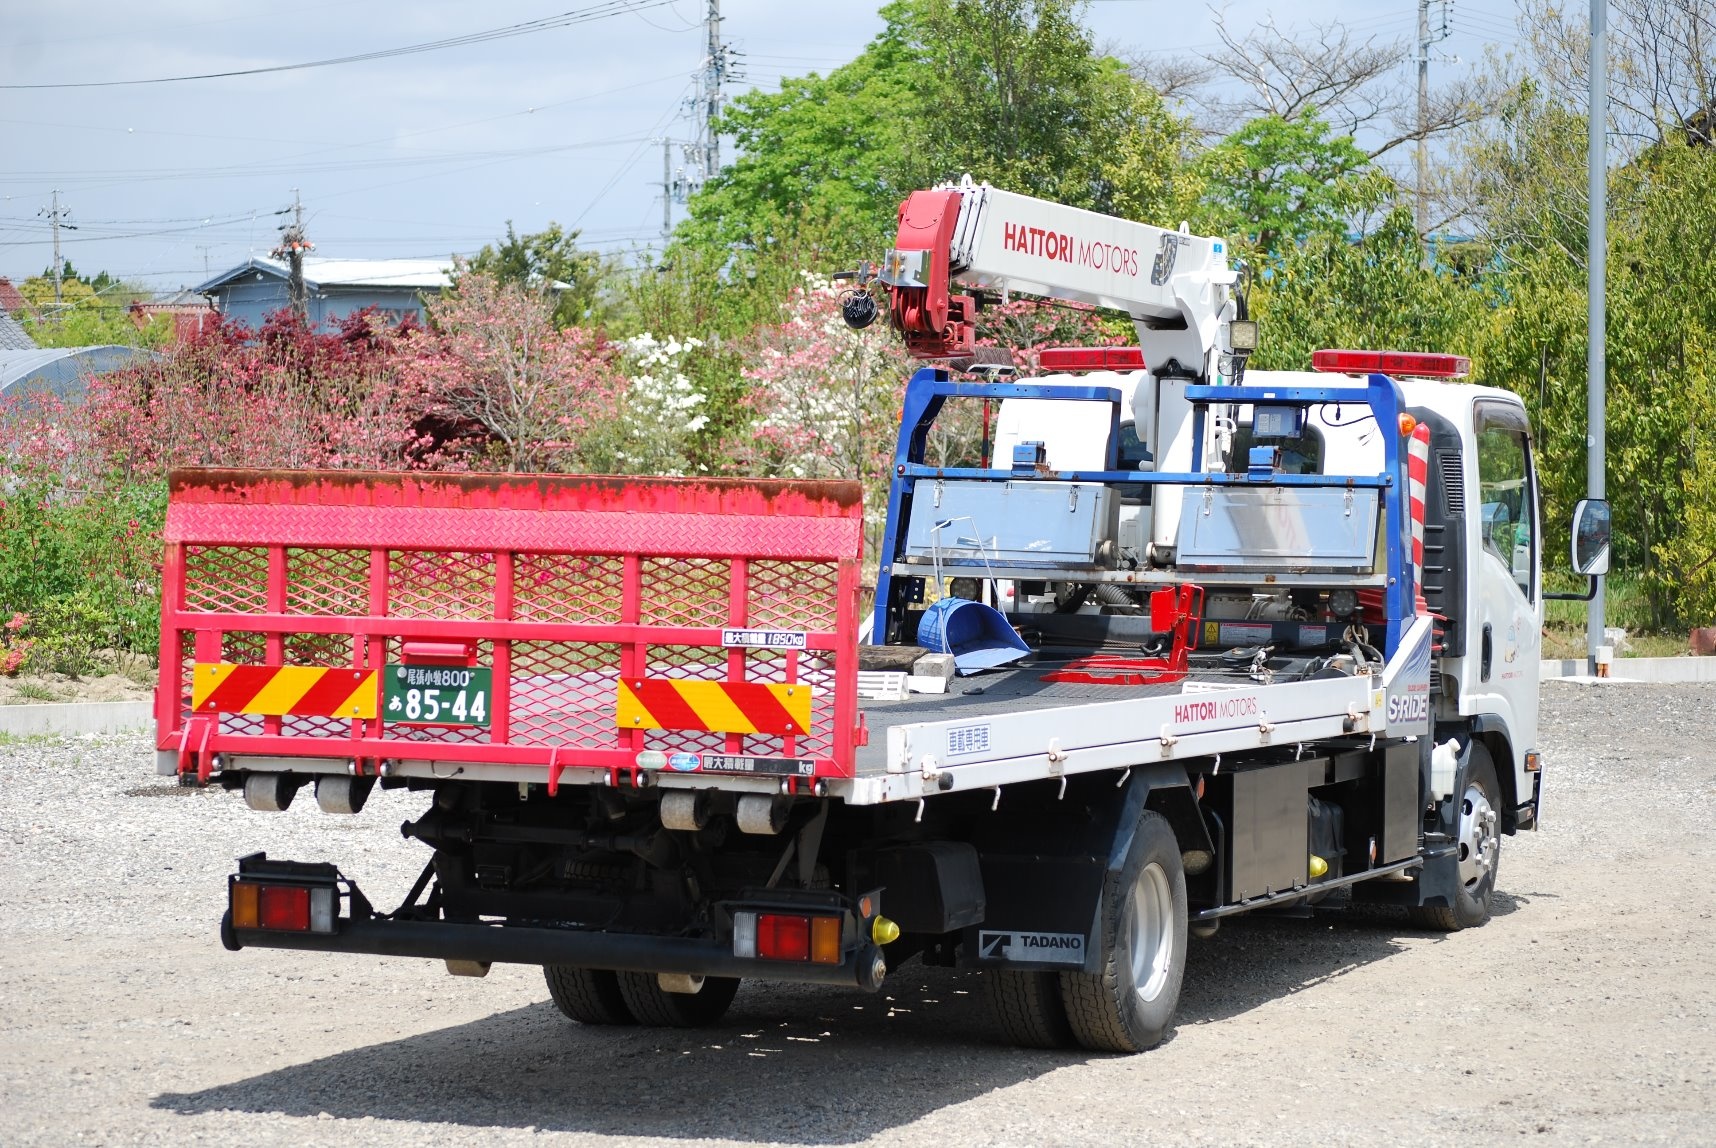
157,469,865,789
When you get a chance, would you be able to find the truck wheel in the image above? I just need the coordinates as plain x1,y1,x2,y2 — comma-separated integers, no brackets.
1059,810,1187,1053
1409,745,1502,931
615,971,739,1028
985,969,1075,1049
543,966,635,1026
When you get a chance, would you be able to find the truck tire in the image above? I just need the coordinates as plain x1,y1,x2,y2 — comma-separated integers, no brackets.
543,966,635,1026
615,971,739,1028
1059,810,1187,1053
1409,744,1501,931
985,969,1075,1049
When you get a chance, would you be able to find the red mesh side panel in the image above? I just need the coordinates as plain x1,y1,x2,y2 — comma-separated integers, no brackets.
158,470,864,780
389,551,495,620
515,554,623,623
183,546,270,614
285,548,370,616
510,642,621,749
749,561,839,631
641,558,729,628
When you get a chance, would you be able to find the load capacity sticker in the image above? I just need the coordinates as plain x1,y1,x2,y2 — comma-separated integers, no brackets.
721,628,808,650
699,754,816,777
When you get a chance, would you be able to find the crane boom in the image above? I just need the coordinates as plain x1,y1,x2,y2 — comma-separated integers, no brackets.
880,179,1239,379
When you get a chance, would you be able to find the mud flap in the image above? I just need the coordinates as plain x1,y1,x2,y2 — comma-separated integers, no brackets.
960,765,1204,974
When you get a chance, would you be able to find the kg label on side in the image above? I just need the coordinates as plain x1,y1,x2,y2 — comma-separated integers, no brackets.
721,628,808,650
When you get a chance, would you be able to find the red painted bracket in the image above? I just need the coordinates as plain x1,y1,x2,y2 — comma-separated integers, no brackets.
1042,584,1205,687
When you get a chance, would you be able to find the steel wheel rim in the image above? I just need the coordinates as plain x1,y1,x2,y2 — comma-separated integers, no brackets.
1456,780,1499,889
1126,861,1174,1004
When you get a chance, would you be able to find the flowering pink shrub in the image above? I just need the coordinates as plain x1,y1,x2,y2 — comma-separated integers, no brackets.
1,613,31,676
735,273,914,523
734,275,1130,526
406,275,631,473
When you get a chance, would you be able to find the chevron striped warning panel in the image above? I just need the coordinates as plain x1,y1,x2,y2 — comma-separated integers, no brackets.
616,679,813,735
191,663,379,719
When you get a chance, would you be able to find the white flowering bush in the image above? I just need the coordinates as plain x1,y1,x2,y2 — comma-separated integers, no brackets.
577,333,711,475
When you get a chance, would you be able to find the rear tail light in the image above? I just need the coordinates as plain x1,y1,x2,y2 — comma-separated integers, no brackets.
231,880,337,934
732,911,842,964
260,885,309,931
810,916,841,964
231,881,260,929
760,913,810,961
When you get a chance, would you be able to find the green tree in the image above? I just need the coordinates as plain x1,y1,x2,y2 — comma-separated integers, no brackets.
465,222,614,328
1247,206,1486,370
19,264,168,349
1452,77,1716,627
910,0,1196,219
1198,114,1391,256
677,0,1197,263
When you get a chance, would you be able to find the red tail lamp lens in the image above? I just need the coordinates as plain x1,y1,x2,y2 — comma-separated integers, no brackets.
259,885,310,931
757,914,811,962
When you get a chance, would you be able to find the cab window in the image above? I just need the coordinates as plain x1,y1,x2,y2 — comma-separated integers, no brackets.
1475,404,1536,601
1115,420,1151,502
1225,421,1324,475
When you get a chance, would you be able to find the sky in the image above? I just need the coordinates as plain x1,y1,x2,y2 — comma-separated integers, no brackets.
0,0,1527,295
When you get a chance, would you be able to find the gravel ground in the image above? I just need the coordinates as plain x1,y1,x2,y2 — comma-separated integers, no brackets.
2,681,1714,1147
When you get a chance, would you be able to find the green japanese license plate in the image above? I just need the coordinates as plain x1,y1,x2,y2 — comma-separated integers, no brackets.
383,664,493,727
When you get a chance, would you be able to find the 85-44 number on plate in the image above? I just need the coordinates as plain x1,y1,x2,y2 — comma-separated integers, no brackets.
384,665,493,727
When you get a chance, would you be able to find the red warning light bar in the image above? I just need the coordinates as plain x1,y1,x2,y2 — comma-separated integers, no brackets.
1311,349,1470,378
1038,346,1146,372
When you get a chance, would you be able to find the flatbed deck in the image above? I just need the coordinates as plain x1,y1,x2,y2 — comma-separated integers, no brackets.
834,639,1410,804
855,662,1248,773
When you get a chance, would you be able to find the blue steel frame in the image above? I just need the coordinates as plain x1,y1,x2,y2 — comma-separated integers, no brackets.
871,369,1416,656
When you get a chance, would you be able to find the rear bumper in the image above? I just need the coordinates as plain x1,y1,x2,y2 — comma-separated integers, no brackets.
223,913,888,989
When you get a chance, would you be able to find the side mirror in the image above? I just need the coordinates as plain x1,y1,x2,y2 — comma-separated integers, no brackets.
1571,498,1611,576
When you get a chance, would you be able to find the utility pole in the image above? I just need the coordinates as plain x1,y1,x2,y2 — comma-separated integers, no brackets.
1587,0,1608,666
702,0,723,178
695,0,741,181
1416,0,1430,242
39,190,71,305
272,188,312,324
1414,1,1450,247
661,138,674,240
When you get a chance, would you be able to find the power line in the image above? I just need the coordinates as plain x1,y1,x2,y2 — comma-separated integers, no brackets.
0,0,680,90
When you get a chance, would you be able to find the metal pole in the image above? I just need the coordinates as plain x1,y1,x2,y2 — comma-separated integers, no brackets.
1586,0,1607,666
1416,0,1430,242
705,0,722,177
50,189,63,305
661,139,673,240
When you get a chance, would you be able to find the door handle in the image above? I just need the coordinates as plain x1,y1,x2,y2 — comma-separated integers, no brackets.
1481,623,1493,682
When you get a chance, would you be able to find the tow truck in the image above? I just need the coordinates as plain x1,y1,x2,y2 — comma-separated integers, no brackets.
154,180,1609,1052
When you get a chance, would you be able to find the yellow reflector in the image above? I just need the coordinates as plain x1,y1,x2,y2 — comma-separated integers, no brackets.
811,916,842,965
1309,855,1329,879
871,915,901,946
1525,751,1542,772
231,881,260,929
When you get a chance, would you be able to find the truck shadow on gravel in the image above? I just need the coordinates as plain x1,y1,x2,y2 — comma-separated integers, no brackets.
152,913,1442,1142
